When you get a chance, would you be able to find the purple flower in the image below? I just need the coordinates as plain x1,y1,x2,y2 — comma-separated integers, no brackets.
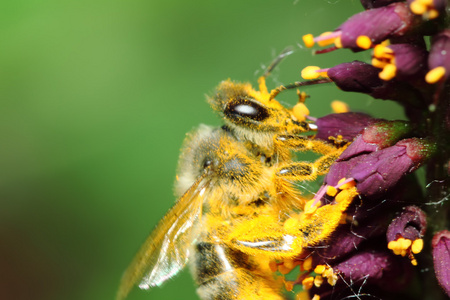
386,206,427,265
432,230,450,296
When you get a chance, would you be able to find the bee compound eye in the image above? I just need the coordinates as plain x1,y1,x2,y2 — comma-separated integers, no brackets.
224,98,269,122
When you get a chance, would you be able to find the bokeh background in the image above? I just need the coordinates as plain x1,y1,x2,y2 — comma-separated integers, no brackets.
0,1,405,300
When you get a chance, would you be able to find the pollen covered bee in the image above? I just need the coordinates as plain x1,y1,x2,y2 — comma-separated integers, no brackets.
117,53,353,300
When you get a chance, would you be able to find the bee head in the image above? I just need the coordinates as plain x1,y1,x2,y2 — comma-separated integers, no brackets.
208,80,311,148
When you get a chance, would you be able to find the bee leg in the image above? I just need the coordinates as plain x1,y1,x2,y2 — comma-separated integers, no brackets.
275,149,342,182
275,134,345,155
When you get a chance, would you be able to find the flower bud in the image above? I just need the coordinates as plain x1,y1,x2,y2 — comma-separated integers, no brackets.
315,112,374,142
426,29,450,83
432,230,450,296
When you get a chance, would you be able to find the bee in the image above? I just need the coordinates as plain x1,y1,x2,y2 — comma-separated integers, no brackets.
117,51,352,300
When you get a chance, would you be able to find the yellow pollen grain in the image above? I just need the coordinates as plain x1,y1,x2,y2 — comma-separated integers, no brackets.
338,178,355,190
284,258,295,270
303,256,313,271
284,280,295,292
331,100,349,113
356,35,372,49
301,66,322,80
411,239,424,254
304,199,319,215
269,261,278,273
411,258,418,266
314,275,324,287
303,34,315,48
426,66,446,83
284,217,299,231
278,264,292,275
334,36,342,48
314,264,326,274
317,32,336,47
379,64,397,81
293,102,310,122
326,186,338,197
302,276,314,290
295,291,310,300
327,273,338,286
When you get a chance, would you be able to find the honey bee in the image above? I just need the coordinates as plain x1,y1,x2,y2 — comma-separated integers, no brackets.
117,52,352,300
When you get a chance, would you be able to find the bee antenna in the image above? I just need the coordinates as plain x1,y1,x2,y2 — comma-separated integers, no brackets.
261,47,294,79
269,78,332,100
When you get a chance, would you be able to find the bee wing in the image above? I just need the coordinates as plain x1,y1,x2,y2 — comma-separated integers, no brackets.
117,175,210,300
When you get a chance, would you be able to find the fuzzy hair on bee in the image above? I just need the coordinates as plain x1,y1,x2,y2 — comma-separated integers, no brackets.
117,50,352,300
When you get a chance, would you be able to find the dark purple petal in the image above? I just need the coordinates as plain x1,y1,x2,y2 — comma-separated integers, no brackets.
315,112,374,142
338,3,414,51
328,61,384,93
428,29,450,80
386,206,427,242
432,230,450,296
387,44,428,79
327,61,426,106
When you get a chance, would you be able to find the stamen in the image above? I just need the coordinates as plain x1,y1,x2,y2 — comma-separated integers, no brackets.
301,66,329,80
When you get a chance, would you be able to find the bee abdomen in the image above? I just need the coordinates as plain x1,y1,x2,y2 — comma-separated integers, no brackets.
191,242,285,300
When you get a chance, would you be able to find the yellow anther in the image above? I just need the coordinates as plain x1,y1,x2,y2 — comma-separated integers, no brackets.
388,240,402,255
284,217,300,231
314,264,326,275
425,66,446,84
293,102,310,122
337,178,356,190
326,186,338,197
303,256,313,271
356,35,372,49
399,238,412,250
411,238,424,254
334,36,342,48
373,44,394,59
284,280,295,292
303,34,315,48
301,66,322,80
312,295,321,300
269,260,278,273
331,100,349,113
379,64,397,81
372,57,388,68
410,1,427,14
304,199,319,215
314,275,324,287
317,31,336,47
302,276,315,290
427,9,439,19
411,258,418,266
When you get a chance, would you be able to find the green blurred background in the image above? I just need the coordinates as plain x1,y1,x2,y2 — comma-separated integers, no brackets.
0,1,404,300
